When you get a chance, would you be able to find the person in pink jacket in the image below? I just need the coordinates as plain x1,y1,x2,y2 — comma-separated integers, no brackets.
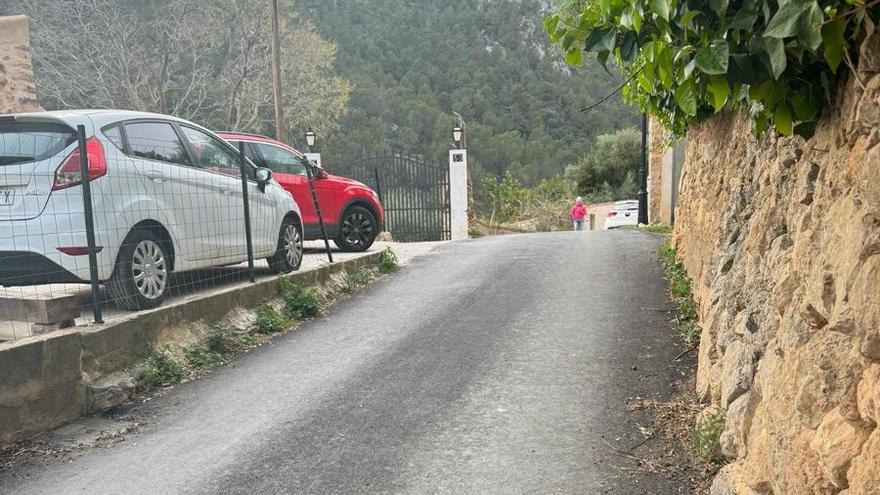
570,196,588,231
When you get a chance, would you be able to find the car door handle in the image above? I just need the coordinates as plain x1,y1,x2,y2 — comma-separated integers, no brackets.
145,171,165,183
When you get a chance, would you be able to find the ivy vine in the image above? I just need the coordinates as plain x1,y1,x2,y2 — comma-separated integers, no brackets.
546,0,880,137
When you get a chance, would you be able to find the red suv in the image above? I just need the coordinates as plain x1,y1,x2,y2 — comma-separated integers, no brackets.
218,133,384,252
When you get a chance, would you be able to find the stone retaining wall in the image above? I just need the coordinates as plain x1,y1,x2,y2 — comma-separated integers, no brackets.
672,33,880,494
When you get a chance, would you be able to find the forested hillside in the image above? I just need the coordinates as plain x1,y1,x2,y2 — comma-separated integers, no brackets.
297,0,638,185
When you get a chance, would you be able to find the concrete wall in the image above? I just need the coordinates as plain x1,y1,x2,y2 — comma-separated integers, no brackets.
0,253,382,447
0,15,41,113
672,31,880,494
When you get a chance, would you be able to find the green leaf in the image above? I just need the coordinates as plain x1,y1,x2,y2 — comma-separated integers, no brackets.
679,10,701,29
774,103,793,135
562,31,580,51
565,48,583,66
695,39,730,75
791,86,819,120
709,0,729,18
728,54,771,84
729,0,760,30
798,2,824,51
649,0,671,21
763,36,787,79
620,32,638,63
597,50,612,73
632,5,644,33
707,75,730,112
543,15,559,36
656,44,675,89
585,28,616,53
821,17,846,71
674,78,698,116
620,8,634,30
764,2,807,38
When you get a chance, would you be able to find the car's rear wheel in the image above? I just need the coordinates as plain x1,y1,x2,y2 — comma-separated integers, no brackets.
107,229,169,311
334,205,378,252
267,217,303,273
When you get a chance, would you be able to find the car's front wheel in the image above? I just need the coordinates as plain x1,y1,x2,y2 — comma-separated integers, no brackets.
107,229,169,311
267,217,303,273
334,205,378,252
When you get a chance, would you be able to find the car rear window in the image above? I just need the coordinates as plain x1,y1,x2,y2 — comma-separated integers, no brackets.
0,122,76,166
614,203,639,211
124,122,191,166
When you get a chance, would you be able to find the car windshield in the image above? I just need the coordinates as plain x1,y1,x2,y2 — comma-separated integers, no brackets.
0,122,76,166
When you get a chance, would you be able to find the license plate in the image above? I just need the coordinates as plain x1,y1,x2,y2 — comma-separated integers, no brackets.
0,189,13,206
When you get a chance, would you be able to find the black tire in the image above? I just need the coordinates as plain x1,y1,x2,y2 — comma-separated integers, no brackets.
334,205,378,252
106,229,169,311
267,217,303,273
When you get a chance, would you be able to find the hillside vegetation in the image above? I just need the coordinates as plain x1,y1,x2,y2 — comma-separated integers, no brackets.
298,0,638,185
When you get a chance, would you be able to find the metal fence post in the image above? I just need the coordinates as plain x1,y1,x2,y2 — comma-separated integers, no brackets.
238,142,256,283
304,158,333,263
373,167,385,232
76,125,103,324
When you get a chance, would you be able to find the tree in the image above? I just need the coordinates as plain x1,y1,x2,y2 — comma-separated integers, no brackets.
567,128,641,202
7,0,350,139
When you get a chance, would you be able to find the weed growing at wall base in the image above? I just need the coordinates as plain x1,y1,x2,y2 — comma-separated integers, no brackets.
279,279,324,319
140,346,185,388
378,247,399,273
255,304,290,334
691,407,726,462
659,242,701,346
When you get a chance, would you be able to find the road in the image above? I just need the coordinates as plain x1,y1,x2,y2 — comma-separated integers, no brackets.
2,232,683,494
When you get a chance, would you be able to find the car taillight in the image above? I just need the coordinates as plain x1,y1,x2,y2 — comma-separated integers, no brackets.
52,137,107,191
607,211,617,217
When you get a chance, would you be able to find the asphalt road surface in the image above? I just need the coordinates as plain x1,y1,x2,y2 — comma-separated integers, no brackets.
2,232,684,495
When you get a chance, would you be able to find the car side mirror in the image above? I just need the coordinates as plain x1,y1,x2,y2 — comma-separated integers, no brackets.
255,167,272,191
313,165,328,179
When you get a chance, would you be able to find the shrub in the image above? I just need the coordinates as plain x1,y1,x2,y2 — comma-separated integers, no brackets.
279,279,323,319
255,304,289,334
140,346,185,388
184,343,225,369
377,247,399,273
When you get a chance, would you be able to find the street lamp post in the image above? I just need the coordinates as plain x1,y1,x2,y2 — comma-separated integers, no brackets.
452,125,463,148
638,113,649,225
304,129,333,263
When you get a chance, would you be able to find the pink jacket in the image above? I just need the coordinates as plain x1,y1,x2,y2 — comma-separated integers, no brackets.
571,203,587,221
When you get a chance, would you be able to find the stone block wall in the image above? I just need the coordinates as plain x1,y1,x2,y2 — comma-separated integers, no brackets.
672,33,880,494
0,15,41,114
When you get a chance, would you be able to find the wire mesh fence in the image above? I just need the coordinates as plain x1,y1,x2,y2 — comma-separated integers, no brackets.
0,116,312,342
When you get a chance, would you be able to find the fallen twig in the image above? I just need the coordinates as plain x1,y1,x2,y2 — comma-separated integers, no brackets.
670,345,697,363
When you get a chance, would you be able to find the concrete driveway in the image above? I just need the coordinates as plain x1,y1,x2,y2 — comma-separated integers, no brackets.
1,231,683,494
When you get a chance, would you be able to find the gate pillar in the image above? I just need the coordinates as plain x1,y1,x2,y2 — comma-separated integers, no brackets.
449,149,469,240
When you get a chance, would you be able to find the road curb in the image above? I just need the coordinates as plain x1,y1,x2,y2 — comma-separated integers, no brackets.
0,251,384,448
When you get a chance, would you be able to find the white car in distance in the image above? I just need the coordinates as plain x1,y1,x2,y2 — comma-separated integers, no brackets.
0,110,304,310
603,200,640,230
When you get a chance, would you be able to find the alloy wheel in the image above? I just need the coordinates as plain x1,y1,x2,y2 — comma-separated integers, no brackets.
131,239,167,300
341,211,373,248
284,224,303,268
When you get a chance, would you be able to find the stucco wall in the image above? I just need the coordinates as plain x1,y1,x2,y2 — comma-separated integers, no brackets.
671,31,880,494
0,15,41,114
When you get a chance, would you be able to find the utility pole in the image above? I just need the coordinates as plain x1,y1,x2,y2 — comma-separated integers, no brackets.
638,113,649,225
270,0,285,142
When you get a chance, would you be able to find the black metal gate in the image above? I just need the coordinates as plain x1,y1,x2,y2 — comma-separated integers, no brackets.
332,152,450,242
